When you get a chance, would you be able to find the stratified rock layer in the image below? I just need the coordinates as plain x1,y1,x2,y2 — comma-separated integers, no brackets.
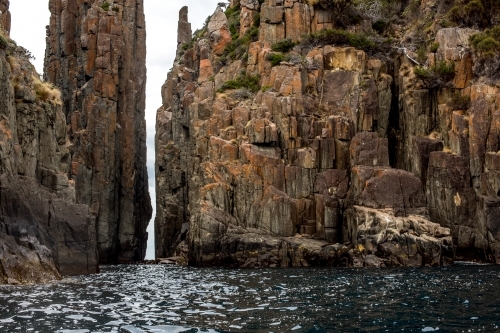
45,0,151,263
0,31,98,283
156,1,500,266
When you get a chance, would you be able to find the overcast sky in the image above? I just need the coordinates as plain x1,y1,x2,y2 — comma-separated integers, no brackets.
10,0,222,260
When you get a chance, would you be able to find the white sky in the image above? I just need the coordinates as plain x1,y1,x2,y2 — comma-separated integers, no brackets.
9,0,222,260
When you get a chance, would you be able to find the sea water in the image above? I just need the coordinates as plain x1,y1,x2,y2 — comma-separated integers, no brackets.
0,264,499,332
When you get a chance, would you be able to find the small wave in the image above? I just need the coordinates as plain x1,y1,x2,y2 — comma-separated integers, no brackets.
454,261,493,266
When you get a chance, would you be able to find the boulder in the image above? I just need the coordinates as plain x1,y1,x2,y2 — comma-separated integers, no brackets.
345,206,453,267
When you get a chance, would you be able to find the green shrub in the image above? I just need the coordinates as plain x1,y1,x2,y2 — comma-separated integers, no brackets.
417,45,427,64
0,34,8,50
217,74,261,93
470,26,500,57
372,20,387,34
271,39,296,53
101,1,110,11
447,0,500,28
429,42,439,53
253,12,261,27
182,40,194,51
222,26,259,60
414,66,432,79
434,60,455,76
261,85,272,92
266,53,290,66
225,3,241,39
414,61,455,87
300,29,377,52
305,0,355,26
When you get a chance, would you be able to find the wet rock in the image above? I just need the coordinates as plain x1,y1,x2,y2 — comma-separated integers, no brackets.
345,206,454,267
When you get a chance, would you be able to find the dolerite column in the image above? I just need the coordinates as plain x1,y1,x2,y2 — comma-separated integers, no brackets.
0,0,10,35
45,0,152,263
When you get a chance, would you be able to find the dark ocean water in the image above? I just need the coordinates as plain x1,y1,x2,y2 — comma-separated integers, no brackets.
0,264,499,332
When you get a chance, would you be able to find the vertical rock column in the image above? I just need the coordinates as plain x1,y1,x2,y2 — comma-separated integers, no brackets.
155,7,194,258
45,0,152,263
0,0,10,35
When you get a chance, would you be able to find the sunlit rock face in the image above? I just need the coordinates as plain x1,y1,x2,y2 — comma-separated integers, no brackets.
45,0,152,264
155,1,500,267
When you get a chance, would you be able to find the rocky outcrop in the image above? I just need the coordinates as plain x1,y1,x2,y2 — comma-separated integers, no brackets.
0,31,98,283
156,1,500,266
0,0,10,35
45,0,152,263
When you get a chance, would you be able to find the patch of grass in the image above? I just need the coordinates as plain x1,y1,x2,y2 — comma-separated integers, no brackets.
101,1,110,11
271,39,297,53
217,74,261,93
32,76,62,105
300,29,377,52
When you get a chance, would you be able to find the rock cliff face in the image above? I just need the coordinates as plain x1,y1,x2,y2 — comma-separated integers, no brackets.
45,0,152,263
156,0,500,267
0,21,98,283
0,0,10,36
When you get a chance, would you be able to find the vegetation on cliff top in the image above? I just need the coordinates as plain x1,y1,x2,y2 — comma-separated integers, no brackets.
447,0,500,28
300,29,378,52
470,26,500,57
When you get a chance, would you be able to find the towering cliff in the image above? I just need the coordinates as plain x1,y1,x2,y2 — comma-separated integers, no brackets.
156,0,500,267
0,6,98,283
45,0,152,263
